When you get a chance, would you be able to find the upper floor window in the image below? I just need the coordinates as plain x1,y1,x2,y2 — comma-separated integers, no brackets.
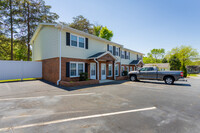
109,45,113,54
71,34,85,48
126,51,129,59
79,37,85,48
71,35,77,47
121,50,125,58
116,47,119,56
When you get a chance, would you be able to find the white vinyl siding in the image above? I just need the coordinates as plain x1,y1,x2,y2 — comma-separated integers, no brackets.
70,62,85,77
108,64,112,77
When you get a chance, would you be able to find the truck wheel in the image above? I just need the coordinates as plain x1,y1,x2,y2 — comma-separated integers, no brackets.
130,75,137,81
164,77,174,85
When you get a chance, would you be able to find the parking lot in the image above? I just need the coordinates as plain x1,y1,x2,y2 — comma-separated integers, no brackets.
0,78,200,133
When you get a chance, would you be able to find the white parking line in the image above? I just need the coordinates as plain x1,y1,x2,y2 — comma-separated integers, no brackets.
0,107,156,132
0,93,95,101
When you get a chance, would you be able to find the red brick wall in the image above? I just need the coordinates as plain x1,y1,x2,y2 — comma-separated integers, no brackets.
42,57,59,84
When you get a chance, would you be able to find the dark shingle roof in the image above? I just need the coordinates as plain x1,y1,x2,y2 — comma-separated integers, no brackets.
88,52,106,58
130,60,140,65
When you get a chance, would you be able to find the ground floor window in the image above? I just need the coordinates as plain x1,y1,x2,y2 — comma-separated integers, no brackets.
108,64,112,77
126,66,129,72
130,66,132,71
115,64,119,76
70,62,85,77
121,66,125,75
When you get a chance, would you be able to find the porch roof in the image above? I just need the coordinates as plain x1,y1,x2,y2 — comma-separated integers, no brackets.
88,51,117,60
130,60,144,65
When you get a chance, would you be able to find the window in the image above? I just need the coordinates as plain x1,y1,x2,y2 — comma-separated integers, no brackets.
109,45,113,54
121,66,125,75
70,63,77,76
70,34,85,48
108,64,112,77
79,37,85,48
70,62,85,77
71,35,77,47
130,67,132,71
115,64,119,76
126,52,129,59
78,63,84,75
116,47,119,56
121,50,125,58
126,66,129,72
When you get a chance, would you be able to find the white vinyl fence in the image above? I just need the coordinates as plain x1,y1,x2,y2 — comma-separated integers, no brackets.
0,60,42,81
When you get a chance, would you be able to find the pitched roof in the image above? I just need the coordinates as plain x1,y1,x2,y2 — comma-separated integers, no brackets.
88,51,117,60
88,52,105,58
30,23,144,55
130,60,144,65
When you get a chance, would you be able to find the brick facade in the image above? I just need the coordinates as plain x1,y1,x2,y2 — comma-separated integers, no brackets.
41,55,135,85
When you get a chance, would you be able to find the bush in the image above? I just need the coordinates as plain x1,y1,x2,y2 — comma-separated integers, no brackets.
180,64,187,77
79,72,88,81
122,71,128,76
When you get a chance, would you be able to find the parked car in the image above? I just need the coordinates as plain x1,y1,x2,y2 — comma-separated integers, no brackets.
128,66,184,85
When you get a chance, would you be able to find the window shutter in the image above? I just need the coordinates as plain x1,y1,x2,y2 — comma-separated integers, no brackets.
119,48,121,56
85,38,88,49
125,51,127,59
85,63,88,73
66,32,70,46
129,52,130,60
113,46,116,55
107,44,109,51
66,62,70,77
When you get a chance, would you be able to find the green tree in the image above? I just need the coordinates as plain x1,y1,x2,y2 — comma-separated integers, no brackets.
99,26,113,41
93,25,102,36
162,58,168,63
69,15,93,34
169,54,181,70
167,45,199,66
148,48,165,63
18,0,59,60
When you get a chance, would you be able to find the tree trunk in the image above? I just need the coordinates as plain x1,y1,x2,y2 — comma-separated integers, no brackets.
9,0,13,60
27,2,30,61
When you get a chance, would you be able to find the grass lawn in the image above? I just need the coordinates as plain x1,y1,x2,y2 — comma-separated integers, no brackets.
187,74,199,77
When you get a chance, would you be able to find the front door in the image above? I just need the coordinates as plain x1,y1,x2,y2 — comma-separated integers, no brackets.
90,63,96,79
101,63,106,80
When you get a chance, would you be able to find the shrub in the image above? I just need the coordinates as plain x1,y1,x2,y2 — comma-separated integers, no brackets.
79,72,88,81
122,71,128,76
180,64,187,77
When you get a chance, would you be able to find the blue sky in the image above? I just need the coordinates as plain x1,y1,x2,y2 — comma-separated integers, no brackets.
44,0,200,55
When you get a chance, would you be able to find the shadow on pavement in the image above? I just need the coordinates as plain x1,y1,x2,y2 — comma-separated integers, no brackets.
137,80,191,87
40,79,128,91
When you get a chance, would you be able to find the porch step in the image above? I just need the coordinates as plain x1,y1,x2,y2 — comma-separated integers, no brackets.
99,80,114,84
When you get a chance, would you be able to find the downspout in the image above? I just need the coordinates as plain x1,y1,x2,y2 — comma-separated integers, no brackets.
94,58,99,80
57,24,63,85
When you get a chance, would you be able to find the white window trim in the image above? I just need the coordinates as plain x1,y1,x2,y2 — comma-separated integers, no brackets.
70,34,85,49
70,62,85,77
121,50,125,59
126,66,129,72
115,64,119,76
108,64,112,77
126,52,129,60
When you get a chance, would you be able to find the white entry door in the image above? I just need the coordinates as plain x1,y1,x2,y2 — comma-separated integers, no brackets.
90,63,96,79
101,63,106,80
